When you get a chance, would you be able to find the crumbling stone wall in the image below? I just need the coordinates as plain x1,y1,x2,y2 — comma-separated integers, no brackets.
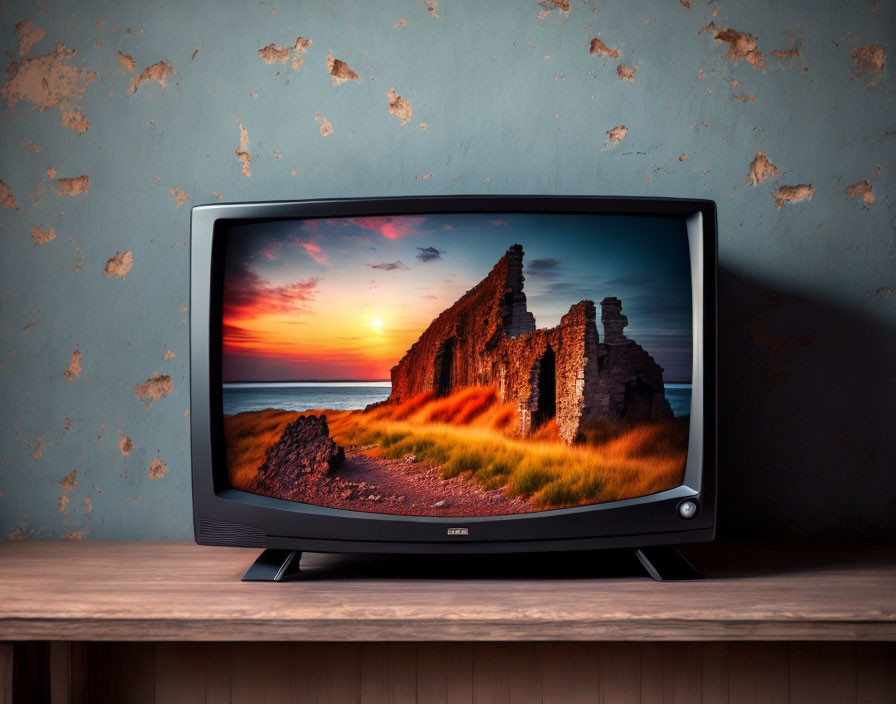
388,245,672,443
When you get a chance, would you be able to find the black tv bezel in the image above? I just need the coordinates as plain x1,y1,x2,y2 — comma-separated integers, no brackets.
191,196,717,554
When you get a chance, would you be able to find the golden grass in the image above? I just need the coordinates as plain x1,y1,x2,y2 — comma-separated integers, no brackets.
223,386,689,510
324,386,688,509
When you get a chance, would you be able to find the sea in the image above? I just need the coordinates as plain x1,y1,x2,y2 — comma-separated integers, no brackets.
222,381,693,418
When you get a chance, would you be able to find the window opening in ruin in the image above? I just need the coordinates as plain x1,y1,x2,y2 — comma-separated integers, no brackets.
623,381,654,422
533,347,557,428
435,337,455,397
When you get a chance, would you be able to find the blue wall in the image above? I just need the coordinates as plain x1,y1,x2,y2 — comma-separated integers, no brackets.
1,0,893,541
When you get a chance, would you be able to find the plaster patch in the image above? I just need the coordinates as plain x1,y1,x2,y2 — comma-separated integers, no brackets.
845,180,874,206
315,112,333,136
148,457,169,480
0,42,95,132
258,37,312,70
387,88,412,125
30,225,56,245
65,349,82,381
169,186,189,206
58,469,77,492
0,181,20,211
236,123,252,176
130,61,175,93
589,38,619,58
15,19,45,57
700,22,766,72
54,175,89,196
747,151,778,186
327,54,359,84
616,64,636,81
606,124,627,145
852,45,886,78
772,184,814,208
133,373,173,405
103,250,133,278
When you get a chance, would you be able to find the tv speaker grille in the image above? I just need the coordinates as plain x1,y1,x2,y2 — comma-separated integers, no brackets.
196,517,266,547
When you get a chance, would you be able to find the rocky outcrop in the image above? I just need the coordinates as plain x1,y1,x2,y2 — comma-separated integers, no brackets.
248,415,345,497
387,245,674,443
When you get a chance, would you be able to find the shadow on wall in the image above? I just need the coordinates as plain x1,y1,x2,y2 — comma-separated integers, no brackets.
717,266,895,540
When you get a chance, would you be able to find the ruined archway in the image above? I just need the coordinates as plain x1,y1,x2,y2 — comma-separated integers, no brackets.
532,346,557,429
434,337,455,397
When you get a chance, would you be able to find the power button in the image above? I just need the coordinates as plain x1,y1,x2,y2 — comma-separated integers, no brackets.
678,500,699,519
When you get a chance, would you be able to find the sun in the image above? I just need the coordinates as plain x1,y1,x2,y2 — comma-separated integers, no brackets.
369,317,384,334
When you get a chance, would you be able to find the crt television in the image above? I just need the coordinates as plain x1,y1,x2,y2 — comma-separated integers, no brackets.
190,196,716,581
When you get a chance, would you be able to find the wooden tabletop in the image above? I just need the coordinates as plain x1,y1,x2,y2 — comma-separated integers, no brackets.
0,541,893,642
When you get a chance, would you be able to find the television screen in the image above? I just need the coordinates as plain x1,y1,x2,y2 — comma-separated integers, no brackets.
219,212,693,518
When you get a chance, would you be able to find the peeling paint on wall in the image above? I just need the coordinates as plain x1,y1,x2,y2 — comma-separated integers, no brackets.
387,88,412,125
315,112,333,136
148,458,169,480
258,37,312,70
130,61,175,93
772,184,815,208
606,124,627,146
236,122,252,176
64,349,82,381
589,38,618,58
133,374,173,405
845,180,874,207
327,55,359,85
700,23,766,72
14,19,45,57
102,251,133,278
54,175,89,196
851,45,886,79
747,152,778,186
30,225,56,245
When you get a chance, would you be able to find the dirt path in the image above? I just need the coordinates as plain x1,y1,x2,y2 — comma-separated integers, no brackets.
295,446,538,517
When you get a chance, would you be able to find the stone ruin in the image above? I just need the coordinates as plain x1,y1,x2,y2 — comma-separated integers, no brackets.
387,244,674,444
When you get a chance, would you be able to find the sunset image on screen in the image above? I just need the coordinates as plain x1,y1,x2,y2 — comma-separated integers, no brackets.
221,213,693,516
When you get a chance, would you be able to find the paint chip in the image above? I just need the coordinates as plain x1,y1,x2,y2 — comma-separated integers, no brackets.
680,0,691,7
679,154,687,162
606,124,627,145
0,181,20,211
699,22,766,72
394,18,407,28
258,37,312,70
58,469,77,492
236,122,252,176
212,191,224,201
416,172,433,180
589,38,619,58
845,180,874,207
60,530,82,540
747,151,778,186
133,373,173,404
315,112,333,136
30,225,56,245
65,349,82,381
852,45,886,78
327,54,359,85
54,175,89,196
616,64,636,81
15,19,45,57
102,250,133,278
118,434,132,456
129,61,175,93
772,184,814,208
169,185,190,206
0,42,96,132
425,1,441,19
117,51,135,71
31,437,46,458
84,497,92,515
537,0,569,18
58,495,71,515
148,457,169,480
387,88,412,125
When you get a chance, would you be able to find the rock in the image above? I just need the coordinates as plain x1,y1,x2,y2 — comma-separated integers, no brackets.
403,454,418,463
249,415,344,497
433,500,447,508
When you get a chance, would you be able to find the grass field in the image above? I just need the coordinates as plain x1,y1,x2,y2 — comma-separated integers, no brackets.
224,385,689,510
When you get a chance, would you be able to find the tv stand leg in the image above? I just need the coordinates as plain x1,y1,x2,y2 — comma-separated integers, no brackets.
242,549,302,582
634,546,703,581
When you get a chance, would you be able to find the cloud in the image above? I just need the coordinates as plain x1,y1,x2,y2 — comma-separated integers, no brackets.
415,246,444,263
354,216,425,239
527,258,561,278
259,242,280,260
489,219,509,226
301,241,329,265
223,262,319,322
369,260,409,271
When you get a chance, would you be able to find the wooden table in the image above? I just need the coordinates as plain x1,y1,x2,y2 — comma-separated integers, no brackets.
1,541,894,702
